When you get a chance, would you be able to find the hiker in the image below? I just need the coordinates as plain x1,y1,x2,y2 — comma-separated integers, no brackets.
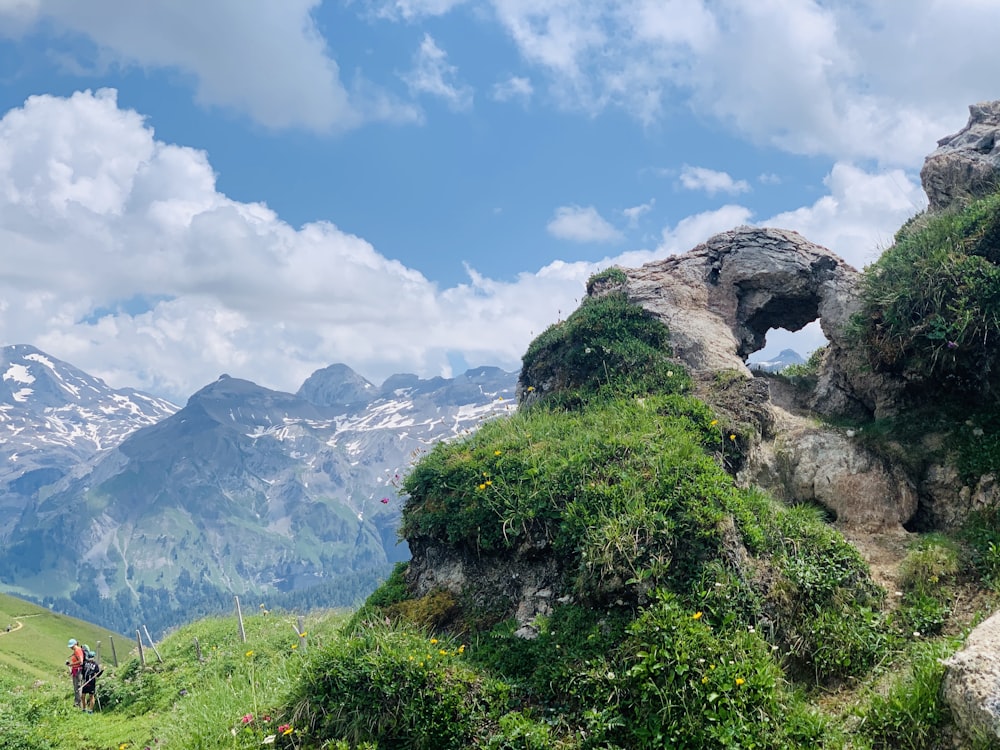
66,638,85,707
80,647,102,713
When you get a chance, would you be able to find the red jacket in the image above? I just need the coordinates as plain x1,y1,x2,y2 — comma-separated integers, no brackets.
69,645,84,674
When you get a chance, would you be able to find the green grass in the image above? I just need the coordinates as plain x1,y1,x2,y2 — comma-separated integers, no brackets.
0,592,123,685
850,189,1000,401
0,606,349,749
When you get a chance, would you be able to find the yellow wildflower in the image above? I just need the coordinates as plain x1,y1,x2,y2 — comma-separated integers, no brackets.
729,434,736,441
245,650,254,657
430,638,438,644
735,678,746,686
692,611,703,620
709,419,718,426
494,450,502,456
702,676,708,684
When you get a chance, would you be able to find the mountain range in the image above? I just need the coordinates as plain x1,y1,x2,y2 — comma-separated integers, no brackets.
747,348,806,373
0,344,516,635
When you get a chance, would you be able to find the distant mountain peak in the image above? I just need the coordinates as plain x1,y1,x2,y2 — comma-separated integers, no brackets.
297,363,376,411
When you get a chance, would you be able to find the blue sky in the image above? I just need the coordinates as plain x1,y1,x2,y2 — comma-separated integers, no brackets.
1,0,997,404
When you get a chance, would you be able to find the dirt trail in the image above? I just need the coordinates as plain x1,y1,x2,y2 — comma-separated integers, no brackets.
839,527,913,599
0,619,25,635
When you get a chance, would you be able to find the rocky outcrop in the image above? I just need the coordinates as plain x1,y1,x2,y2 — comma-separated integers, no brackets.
922,464,1000,530
599,226,915,529
942,610,1000,743
744,406,917,530
404,537,567,639
618,226,859,379
921,100,1000,213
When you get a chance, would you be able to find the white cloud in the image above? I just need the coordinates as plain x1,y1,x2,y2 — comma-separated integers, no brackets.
622,199,654,227
401,34,474,111
370,0,469,20
493,75,534,103
0,90,561,401
547,205,624,243
0,0,415,131
679,166,750,196
764,162,926,270
453,0,1000,166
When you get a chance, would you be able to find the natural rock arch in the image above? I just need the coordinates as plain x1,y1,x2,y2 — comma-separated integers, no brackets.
595,225,860,379
591,225,917,531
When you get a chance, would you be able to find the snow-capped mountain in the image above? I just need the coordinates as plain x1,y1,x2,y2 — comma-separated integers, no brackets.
747,348,806,373
0,344,179,536
0,347,517,635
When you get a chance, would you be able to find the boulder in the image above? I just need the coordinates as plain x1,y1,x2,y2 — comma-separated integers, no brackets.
921,100,1000,213
744,406,917,530
942,609,1000,742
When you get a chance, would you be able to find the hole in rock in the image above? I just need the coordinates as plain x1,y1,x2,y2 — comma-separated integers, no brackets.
746,322,827,373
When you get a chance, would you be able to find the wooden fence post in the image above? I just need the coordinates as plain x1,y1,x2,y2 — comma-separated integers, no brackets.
136,630,145,666
235,596,246,643
143,625,163,663
193,636,202,663
109,636,118,667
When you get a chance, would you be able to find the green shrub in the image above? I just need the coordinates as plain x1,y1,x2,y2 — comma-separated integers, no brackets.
858,640,957,750
484,711,559,750
781,346,826,382
898,536,959,597
289,623,508,749
520,291,689,401
895,592,950,637
961,504,1000,589
850,190,1000,400
585,267,628,295
615,591,813,749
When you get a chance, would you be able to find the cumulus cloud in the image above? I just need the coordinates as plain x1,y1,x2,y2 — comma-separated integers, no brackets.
401,34,474,111
369,0,470,20
0,0,415,131
679,166,750,196
456,0,1000,166
765,163,927,270
0,90,561,401
547,205,624,243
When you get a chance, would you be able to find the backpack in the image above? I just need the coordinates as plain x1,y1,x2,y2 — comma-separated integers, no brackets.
82,656,100,684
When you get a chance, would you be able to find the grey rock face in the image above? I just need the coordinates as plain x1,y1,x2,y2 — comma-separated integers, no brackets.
921,100,1000,213
745,406,917,530
619,226,860,379
942,609,1000,743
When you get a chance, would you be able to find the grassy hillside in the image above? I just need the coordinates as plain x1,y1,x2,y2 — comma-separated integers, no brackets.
5,197,1000,748
0,606,349,749
0,592,122,685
